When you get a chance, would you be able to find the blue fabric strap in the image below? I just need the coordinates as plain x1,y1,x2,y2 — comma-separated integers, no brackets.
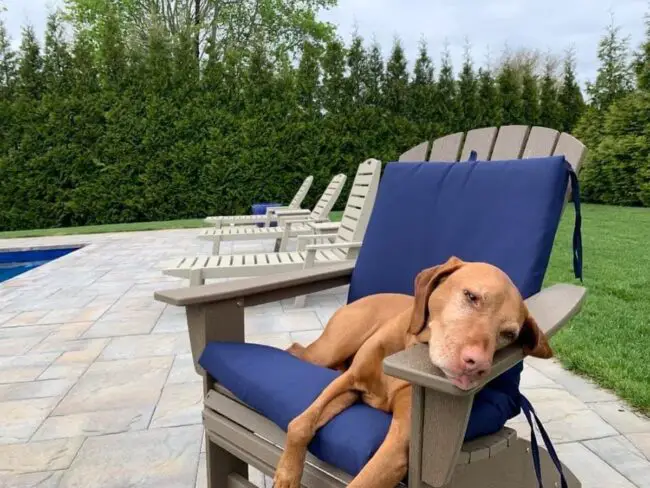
568,165,583,282
520,394,568,488
467,150,478,161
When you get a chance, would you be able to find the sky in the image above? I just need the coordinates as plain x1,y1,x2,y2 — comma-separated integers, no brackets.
2,0,648,86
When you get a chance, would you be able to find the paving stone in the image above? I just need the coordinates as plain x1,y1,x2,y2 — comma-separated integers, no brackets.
0,437,84,474
32,406,154,441
0,353,60,383
3,311,52,327
585,436,650,487
54,357,173,415
525,357,619,403
556,442,637,488
167,353,201,384
0,397,60,444
290,329,323,345
0,378,74,401
0,470,64,488
82,310,163,338
58,425,202,488
100,332,190,360
150,382,203,428
246,310,323,335
520,364,563,389
627,433,650,460
246,332,292,350
39,363,90,380
589,401,650,434
0,335,45,356
509,408,618,443
37,306,109,325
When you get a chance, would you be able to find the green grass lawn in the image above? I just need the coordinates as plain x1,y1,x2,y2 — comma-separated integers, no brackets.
0,206,648,413
545,204,650,415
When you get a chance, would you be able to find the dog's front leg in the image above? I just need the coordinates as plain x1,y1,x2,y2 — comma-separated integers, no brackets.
347,388,411,488
274,373,357,488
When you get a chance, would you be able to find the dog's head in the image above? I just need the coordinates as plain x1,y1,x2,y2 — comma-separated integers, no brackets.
409,256,552,390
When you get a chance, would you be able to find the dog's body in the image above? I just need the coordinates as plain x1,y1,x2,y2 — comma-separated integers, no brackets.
275,257,553,488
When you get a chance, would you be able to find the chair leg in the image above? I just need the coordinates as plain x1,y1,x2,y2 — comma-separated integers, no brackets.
212,237,222,255
189,269,204,287
445,438,581,488
205,435,248,488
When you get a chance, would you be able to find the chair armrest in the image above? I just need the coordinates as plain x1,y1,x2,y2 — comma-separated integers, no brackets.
154,261,354,307
305,241,363,251
308,221,340,232
383,283,587,396
274,208,311,217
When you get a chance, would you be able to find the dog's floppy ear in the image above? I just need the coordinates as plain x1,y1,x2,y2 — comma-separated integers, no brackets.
409,256,465,334
518,305,553,359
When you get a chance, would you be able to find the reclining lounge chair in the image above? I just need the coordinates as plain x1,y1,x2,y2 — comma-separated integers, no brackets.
162,159,381,287
203,175,314,227
154,128,587,488
198,172,349,255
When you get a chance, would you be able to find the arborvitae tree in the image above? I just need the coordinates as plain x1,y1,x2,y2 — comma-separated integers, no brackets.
457,42,479,131
366,41,384,107
476,67,501,127
436,44,457,133
408,38,436,131
320,39,346,114
558,49,585,132
383,37,409,115
634,11,650,91
296,40,321,112
539,58,562,129
0,16,15,96
496,58,523,125
520,62,540,126
16,26,44,100
345,33,366,106
586,17,633,111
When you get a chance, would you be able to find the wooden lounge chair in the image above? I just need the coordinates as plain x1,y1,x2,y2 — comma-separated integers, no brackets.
203,175,314,227
154,127,587,488
197,172,349,255
162,159,381,288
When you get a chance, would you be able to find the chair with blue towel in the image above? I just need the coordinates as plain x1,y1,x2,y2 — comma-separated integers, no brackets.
155,127,587,488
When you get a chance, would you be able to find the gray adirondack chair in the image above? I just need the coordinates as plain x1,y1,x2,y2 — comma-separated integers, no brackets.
154,126,587,488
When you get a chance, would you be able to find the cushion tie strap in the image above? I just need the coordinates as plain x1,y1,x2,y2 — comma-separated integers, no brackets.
567,164,583,282
520,394,568,488
467,150,478,162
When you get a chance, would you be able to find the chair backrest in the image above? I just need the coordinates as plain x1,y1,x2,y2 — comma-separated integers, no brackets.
308,174,347,221
400,125,587,174
332,159,382,258
287,175,314,209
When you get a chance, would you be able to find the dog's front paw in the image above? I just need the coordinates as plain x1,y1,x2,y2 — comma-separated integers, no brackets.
273,458,302,488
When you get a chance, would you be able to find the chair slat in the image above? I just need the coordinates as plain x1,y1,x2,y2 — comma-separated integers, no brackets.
429,132,464,161
523,126,559,158
399,141,429,162
490,125,529,160
460,127,498,161
553,132,587,173
288,175,314,208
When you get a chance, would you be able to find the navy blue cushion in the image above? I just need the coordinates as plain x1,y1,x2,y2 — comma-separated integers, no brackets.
200,156,572,477
200,342,391,476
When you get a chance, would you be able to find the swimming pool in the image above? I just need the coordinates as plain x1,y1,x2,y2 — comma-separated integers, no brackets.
0,246,82,283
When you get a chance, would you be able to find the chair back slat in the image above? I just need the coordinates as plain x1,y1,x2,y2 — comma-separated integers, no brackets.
309,174,347,221
399,142,429,162
460,127,498,161
490,125,529,160
335,159,382,257
428,132,464,161
553,132,587,173
288,175,314,208
523,127,560,158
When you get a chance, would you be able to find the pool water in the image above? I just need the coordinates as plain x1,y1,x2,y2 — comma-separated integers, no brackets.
0,247,81,283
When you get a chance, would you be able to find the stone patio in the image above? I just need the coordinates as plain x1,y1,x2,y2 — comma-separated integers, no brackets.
0,229,649,488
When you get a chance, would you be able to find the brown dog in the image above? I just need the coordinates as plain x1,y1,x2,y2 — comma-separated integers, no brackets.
275,256,553,488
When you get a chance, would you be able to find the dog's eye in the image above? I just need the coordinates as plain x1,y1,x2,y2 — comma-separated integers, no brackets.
500,330,517,342
463,289,478,304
